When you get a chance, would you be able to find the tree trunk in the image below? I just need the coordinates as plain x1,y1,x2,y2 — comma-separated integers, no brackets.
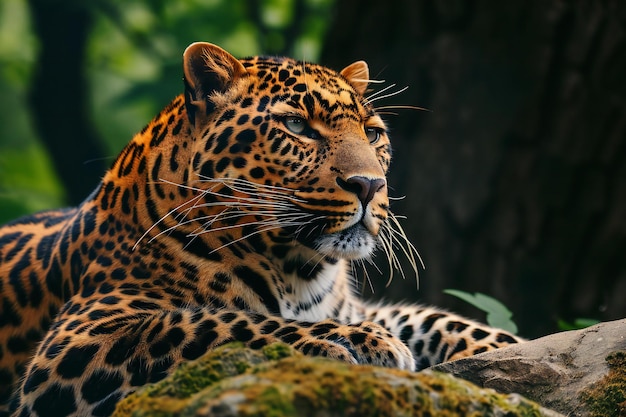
321,0,626,337
27,0,105,205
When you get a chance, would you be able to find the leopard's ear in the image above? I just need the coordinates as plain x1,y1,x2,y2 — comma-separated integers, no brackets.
340,60,369,96
183,42,247,124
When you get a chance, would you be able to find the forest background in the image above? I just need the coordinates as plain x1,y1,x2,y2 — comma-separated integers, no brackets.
1,0,624,338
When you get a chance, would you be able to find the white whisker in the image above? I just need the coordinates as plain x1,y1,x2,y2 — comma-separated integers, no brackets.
388,213,424,270
138,170,422,295
365,86,410,105
377,226,397,286
301,250,328,273
388,195,406,201
132,191,206,251
359,258,375,295
208,222,297,254
364,83,399,103
374,105,431,112
134,175,313,251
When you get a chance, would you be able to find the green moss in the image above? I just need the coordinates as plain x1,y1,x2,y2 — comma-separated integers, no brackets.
113,343,279,416
261,341,294,361
114,342,553,417
581,351,626,417
247,386,298,417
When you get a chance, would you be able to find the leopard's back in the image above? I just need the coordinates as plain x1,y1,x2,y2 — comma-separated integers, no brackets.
0,208,79,403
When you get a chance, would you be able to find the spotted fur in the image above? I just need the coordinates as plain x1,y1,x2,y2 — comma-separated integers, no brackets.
0,43,521,416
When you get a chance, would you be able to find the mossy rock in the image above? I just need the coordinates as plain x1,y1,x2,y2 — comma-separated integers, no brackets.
581,351,626,417
113,342,559,417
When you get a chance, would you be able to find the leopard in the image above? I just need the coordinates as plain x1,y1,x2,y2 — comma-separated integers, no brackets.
0,42,522,417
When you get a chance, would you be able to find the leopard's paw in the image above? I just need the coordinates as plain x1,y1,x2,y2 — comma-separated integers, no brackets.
309,320,415,371
344,321,415,371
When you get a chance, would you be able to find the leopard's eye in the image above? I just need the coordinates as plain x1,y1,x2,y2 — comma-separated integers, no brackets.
283,116,321,140
365,127,381,144
285,117,306,134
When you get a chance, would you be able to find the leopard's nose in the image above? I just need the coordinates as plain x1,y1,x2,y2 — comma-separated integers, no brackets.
337,176,386,207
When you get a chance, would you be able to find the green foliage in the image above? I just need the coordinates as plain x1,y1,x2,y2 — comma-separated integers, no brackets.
557,318,600,331
0,145,65,224
444,289,519,334
0,0,64,224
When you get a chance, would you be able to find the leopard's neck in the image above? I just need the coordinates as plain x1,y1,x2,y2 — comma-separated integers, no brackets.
277,256,364,323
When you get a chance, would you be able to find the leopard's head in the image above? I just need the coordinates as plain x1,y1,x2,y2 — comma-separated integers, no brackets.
181,43,408,265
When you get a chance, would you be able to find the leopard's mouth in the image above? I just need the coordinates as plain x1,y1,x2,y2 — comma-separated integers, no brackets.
316,222,377,260
291,219,377,260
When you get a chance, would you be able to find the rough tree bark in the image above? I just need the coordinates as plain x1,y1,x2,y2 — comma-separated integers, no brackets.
321,1,626,337
27,0,106,205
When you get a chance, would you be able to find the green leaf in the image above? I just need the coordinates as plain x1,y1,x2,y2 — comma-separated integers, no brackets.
557,318,600,331
574,318,600,328
486,313,518,334
444,289,519,335
442,289,481,308
473,292,513,318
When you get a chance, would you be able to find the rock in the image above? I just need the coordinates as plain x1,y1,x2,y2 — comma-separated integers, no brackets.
432,319,626,417
113,342,560,417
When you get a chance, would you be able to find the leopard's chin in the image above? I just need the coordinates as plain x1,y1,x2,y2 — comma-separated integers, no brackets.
313,223,377,260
